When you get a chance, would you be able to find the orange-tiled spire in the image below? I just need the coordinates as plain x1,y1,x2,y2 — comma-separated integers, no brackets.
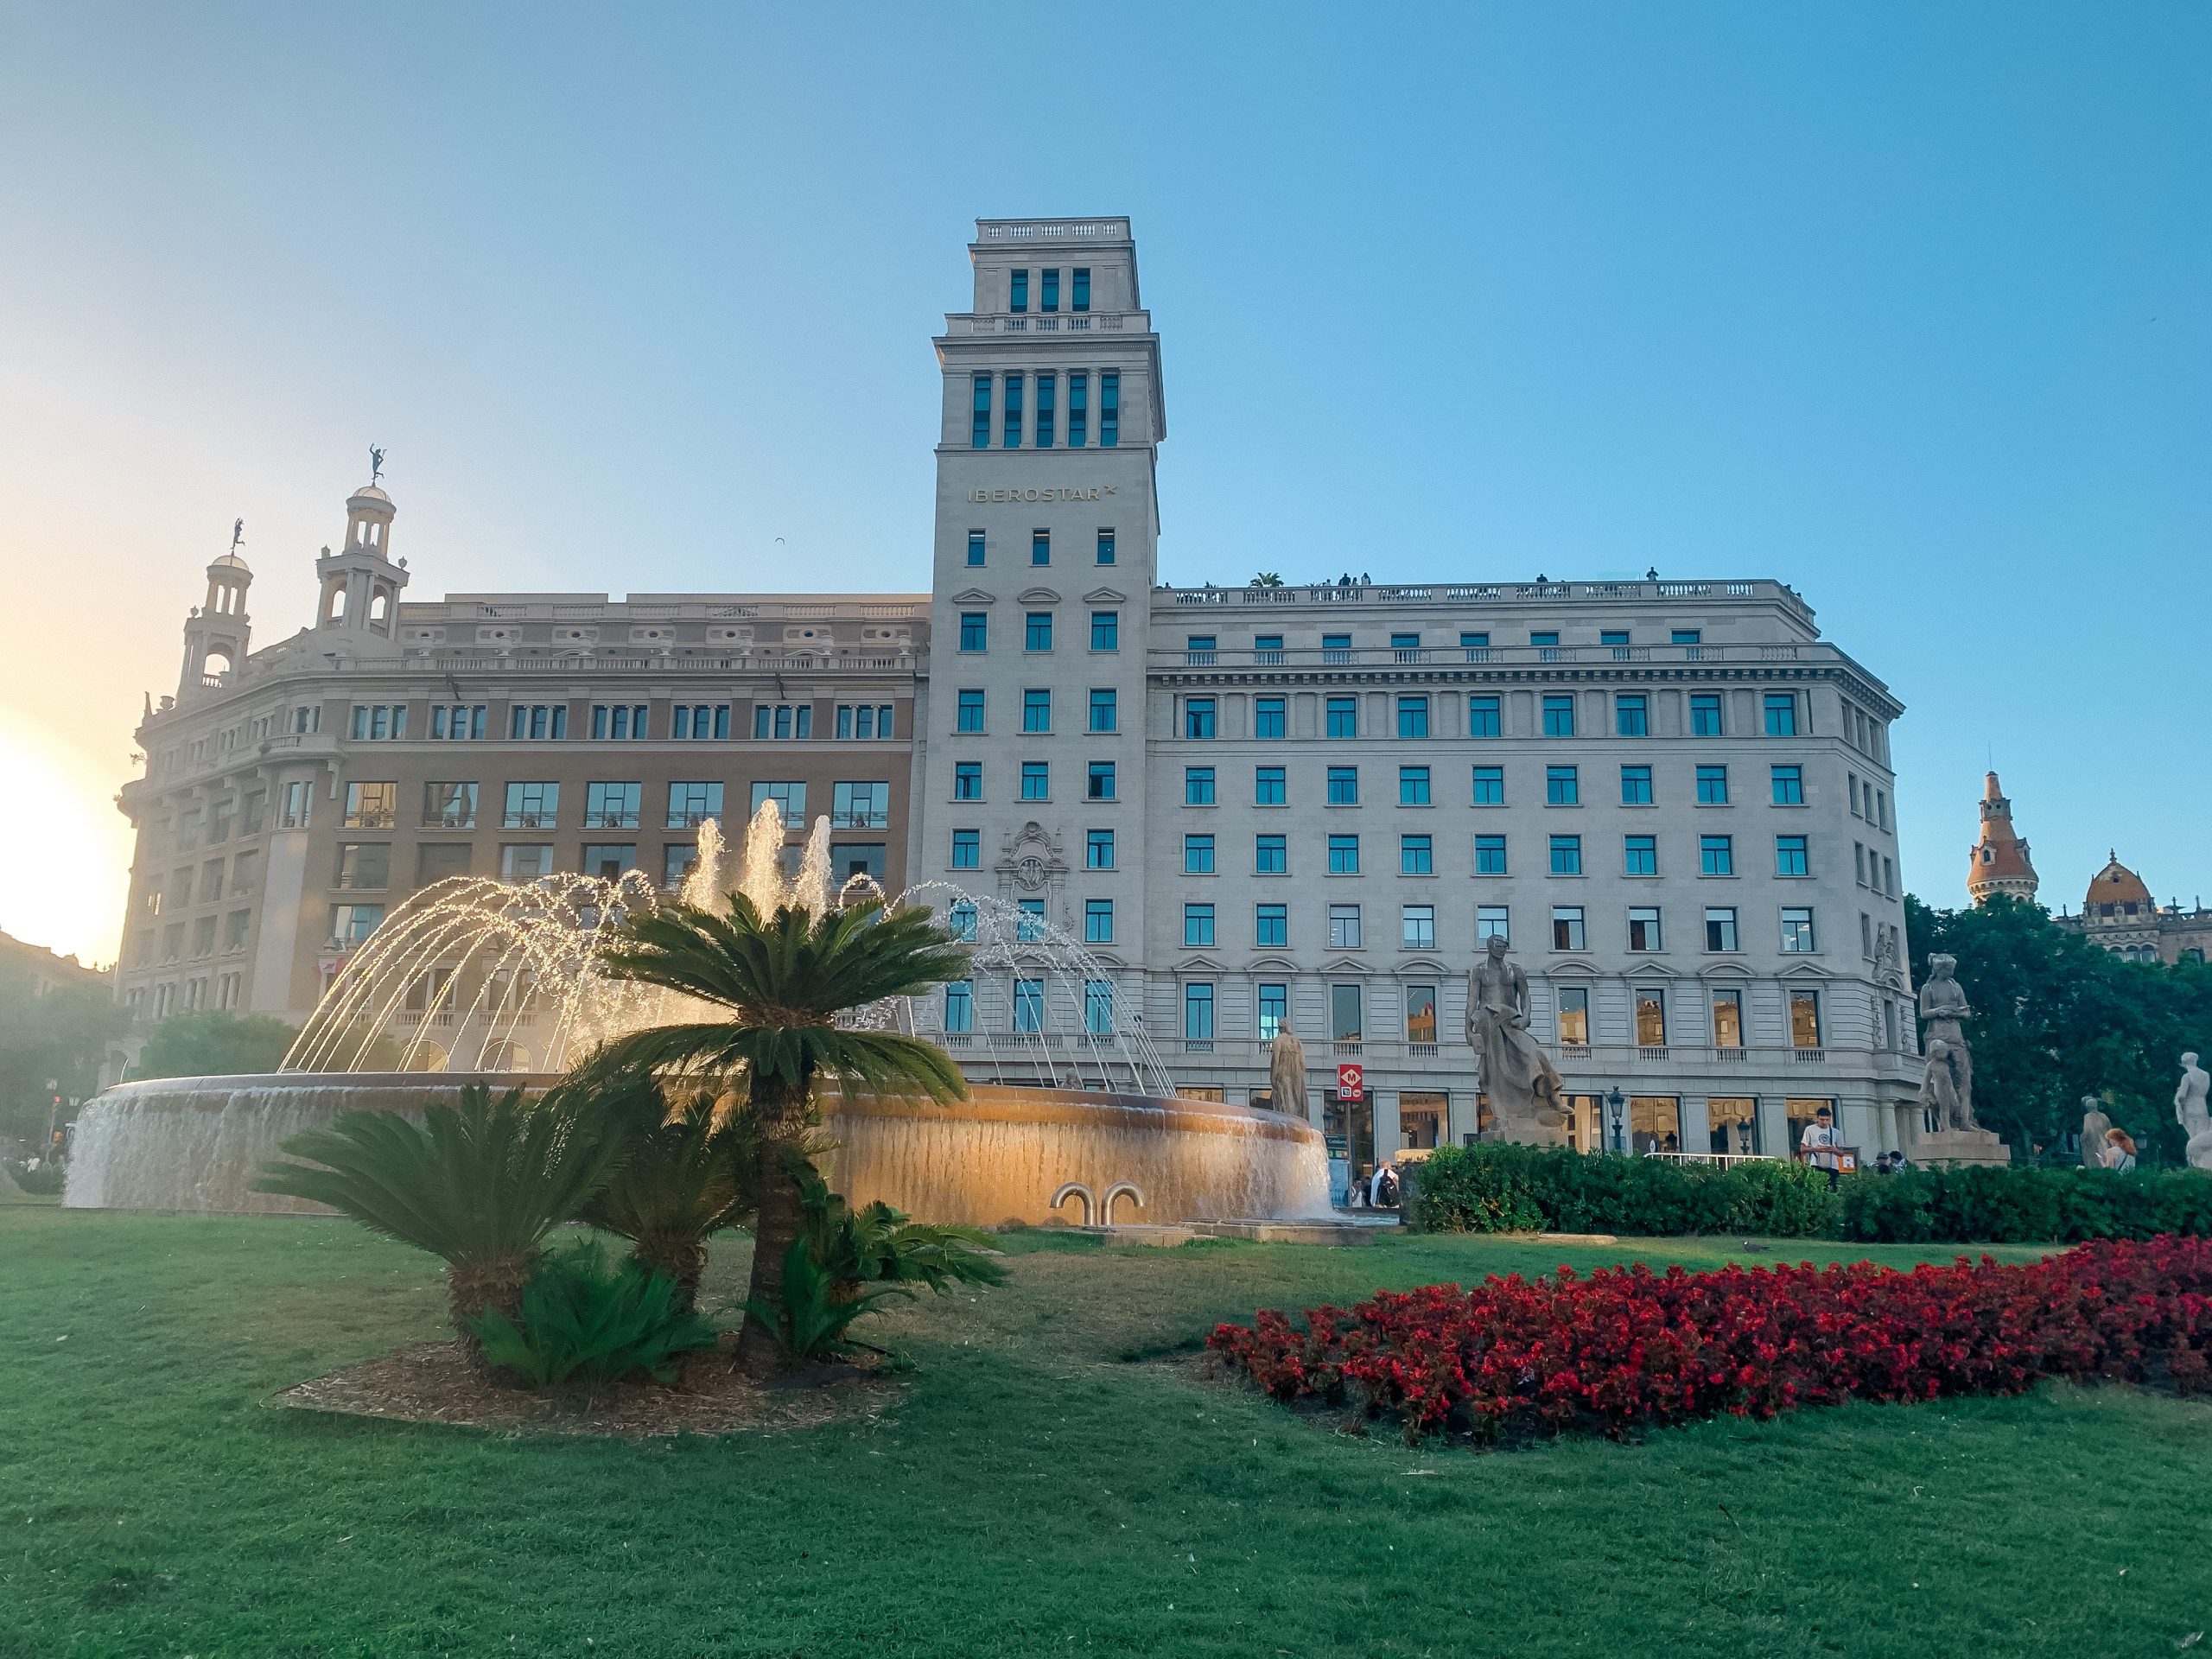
1967,770,2039,904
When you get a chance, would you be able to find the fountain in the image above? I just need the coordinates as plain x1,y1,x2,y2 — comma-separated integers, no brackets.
68,803,1331,1224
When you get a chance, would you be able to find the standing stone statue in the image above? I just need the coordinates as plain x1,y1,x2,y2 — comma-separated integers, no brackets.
1916,954,1979,1130
2078,1095,2113,1168
1920,1037,1967,1130
1465,934,1564,1138
2176,1053,2212,1173
1268,1023,1310,1122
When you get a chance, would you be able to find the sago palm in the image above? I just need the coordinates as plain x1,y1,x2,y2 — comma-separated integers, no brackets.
575,1072,760,1313
582,893,969,1376
253,1083,620,1351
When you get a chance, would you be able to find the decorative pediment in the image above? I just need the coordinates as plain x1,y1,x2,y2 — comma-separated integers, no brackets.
994,821,1067,893
1244,954,1300,973
1696,961,1756,980
1542,961,1602,980
949,588,998,606
1014,586,1063,606
1083,585,1129,605
1319,956,1370,976
1394,957,1452,976
1175,953,1227,975
1624,961,1683,981
1778,961,1835,980
1086,951,1128,969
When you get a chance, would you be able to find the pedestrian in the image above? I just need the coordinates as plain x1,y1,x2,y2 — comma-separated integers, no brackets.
1801,1105,1843,1191
2103,1128,2138,1171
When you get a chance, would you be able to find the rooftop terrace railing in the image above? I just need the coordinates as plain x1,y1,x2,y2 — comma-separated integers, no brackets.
1152,641,1814,670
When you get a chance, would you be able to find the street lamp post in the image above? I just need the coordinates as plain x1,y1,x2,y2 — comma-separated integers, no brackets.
1606,1086,1626,1155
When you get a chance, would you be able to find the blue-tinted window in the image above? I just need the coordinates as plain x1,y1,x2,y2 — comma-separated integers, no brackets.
1184,903,1215,947
1401,835,1433,874
1031,529,1050,566
1257,982,1287,1039
1673,629,1701,645
1068,374,1087,448
1084,980,1113,1035
1399,766,1431,805
1089,689,1117,733
1255,834,1287,874
956,689,984,733
1087,761,1116,800
1697,765,1729,804
1084,899,1113,944
1255,697,1286,739
1185,699,1216,739
1542,695,1576,737
1776,835,1810,877
954,762,982,799
1601,630,1630,647
1002,373,1023,448
1691,694,1724,736
1022,689,1051,733
951,829,980,869
1326,697,1357,738
1472,766,1504,805
944,979,974,1031
1020,761,1049,800
1185,767,1216,805
1531,630,1560,646
1009,270,1029,312
1184,834,1215,874
1040,269,1059,313
966,529,985,566
1546,766,1579,806
1616,695,1649,736
1624,835,1657,876
1090,610,1118,651
970,375,991,448
1475,834,1508,874
1014,978,1045,1031
1771,765,1805,804
1095,527,1115,564
1255,905,1288,947
1025,613,1052,652
1327,766,1358,805
1328,834,1360,874
1072,267,1090,311
1183,982,1214,1040
1468,695,1501,736
1621,765,1653,804
1099,372,1119,447
1549,835,1583,875
1764,692,1797,736
1402,905,1436,950
1700,835,1734,876
1086,829,1115,868
1033,374,1055,448
1255,766,1287,805
959,613,987,652
1397,696,1429,738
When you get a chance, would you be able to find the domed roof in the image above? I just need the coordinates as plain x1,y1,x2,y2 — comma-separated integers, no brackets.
349,484,392,505
209,552,251,571
2087,855,2154,913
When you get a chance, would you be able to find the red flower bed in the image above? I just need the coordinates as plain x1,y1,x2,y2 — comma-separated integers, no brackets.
1207,1236,2212,1445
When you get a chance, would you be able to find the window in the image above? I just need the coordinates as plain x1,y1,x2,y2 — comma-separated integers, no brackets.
750,781,805,827
1475,834,1507,875
1068,375,1089,448
1184,904,1216,947
423,782,477,829
584,782,641,830
947,901,977,942
1467,695,1501,737
954,762,982,800
1552,906,1586,950
1628,906,1662,951
1696,765,1730,805
1255,696,1286,739
589,704,648,741
1071,267,1090,311
1022,689,1052,733
1600,630,1630,647
1478,906,1510,944
1009,269,1028,312
1690,694,1724,736
1672,629,1701,646
1184,982,1215,1041
1471,766,1504,806
944,980,974,1033
1402,905,1436,950
500,844,554,882
1764,692,1797,736
671,703,732,741
1620,765,1653,805
1635,991,1668,1047
833,781,890,829
842,705,896,743
334,843,390,890
1002,372,1023,447
1258,982,1288,1040
1087,761,1116,800
1328,905,1362,950
1256,904,1288,946
1020,761,1050,800
967,529,987,567
1088,689,1117,733
1615,695,1649,736
1095,527,1115,564
1014,979,1045,1032
1086,830,1115,868
1325,696,1357,738
951,829,980,869
1255,766,1287,805
581,843,637,879
280,780,311,829
1090,610,1118,651
1327,766,1359,806
349,703,407,741
1084,980,1113,1036
1546,766,1579,806
289,704,321,735
1556,987,1589,1046
1399,766,1431,805
331,903,384,947
956,690,985,734
1396,696,1429,738
1771,765,1805,805
1401,835,1433,874
1255,834,1287,874
1705,906,1739,951
752,703,813,741
1775,835,1810,877
1789,990,1823,1048
1084,899,1113,944
508,703,569,741
1099,371,1118,446
1781,907,1817,952
1624,835,1657,876
1016,900,1046,942
1542,695,1576,737
1549,835,1582,875
971,375,991,448
1531,631,1559,647
1712,988,1744,1047
342,782,397,829
1461,631,1491,658
1031,527,1051,566
1328,835,1360,874
959,613,988,652
1184,834,1216,874
1025,613,1053,652
430,703,486,741
1700,835,1734,876
1184,698,1217,740
1329,983,1363,1042
1391,632,1421,653
1034,375,1055,448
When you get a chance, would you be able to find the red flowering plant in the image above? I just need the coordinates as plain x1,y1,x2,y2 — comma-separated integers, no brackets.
1206,1236,2212,1446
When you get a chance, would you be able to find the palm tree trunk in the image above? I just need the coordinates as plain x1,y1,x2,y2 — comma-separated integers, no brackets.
630,1236,709,1314
447,1256,531,1376
736,1074,811,1378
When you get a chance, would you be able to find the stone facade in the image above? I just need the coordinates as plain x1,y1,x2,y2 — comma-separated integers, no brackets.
112,215,1926,1166
2057,855,2212,966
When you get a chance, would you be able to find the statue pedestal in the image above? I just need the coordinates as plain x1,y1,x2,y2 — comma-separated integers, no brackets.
1907,1128,2012,1167
1484,1118,1570,1149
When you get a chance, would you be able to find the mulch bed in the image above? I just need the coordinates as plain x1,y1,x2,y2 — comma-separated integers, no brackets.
272,1332,901,1439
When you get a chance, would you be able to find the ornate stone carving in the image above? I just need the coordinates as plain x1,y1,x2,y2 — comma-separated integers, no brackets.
1464,935,1564,1141
1268,1024,1309,1121
2176,1054,2212,1172
1916,953,1978,1129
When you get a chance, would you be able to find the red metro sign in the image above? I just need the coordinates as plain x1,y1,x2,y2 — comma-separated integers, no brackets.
1336,1063,1364,1103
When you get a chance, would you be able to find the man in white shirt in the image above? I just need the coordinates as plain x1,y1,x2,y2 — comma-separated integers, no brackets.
1801,1106,1843,1191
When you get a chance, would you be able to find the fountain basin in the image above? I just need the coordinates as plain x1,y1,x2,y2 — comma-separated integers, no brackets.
62,1073,1332,1225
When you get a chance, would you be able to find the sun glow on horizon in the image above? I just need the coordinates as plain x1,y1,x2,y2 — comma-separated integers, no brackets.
0,709,133,966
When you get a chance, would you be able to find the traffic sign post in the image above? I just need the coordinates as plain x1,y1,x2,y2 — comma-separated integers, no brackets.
1336,1062,1363,1103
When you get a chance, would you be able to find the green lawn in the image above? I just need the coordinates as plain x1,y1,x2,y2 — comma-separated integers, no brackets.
3,1208,2209,1658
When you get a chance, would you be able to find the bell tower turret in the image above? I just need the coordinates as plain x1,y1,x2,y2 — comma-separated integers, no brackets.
314,458,409,653
177,521,254,700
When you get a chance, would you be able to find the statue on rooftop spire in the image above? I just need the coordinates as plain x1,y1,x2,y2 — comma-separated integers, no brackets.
230,518,245,554
369,445,385,486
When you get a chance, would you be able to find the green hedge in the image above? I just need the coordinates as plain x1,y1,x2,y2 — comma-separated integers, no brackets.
1404,1144,2212,1243
1406,1144,1836,1238
1835,1164,2212,1244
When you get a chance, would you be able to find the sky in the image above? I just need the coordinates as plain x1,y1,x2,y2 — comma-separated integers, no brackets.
1,2,2205,964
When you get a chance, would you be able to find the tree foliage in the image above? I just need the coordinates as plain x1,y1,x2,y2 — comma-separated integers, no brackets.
1905,893,2212,1161
135,1010,297,1082
0,967,130,1144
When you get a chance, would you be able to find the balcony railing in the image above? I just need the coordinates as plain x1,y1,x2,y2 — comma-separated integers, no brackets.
1149,640,1815,671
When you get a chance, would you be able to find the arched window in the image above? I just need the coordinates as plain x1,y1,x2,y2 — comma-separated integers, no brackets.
327,586,347,620
368,589,390,623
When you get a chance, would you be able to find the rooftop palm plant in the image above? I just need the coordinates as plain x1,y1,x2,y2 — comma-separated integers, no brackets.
253,1083,620,1358
582,893,969,1376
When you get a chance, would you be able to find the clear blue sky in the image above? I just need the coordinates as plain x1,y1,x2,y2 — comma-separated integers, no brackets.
1,2,2206,959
